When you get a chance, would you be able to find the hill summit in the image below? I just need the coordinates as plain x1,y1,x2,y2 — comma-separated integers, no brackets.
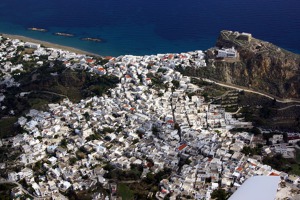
187,30,300,99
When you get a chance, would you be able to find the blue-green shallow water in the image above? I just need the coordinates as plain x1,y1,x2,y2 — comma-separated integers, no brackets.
0,0,299,56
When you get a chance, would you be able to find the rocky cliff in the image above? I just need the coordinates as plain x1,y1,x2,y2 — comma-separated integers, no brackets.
183,30,300,99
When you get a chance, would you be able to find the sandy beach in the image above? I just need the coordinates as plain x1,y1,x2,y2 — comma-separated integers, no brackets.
1,33,102,57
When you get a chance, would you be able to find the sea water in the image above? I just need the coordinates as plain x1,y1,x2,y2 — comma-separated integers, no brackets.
0,0,299,56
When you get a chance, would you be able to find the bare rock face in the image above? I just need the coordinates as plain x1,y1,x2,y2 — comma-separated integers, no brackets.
182,31,300,99
213,30,300,99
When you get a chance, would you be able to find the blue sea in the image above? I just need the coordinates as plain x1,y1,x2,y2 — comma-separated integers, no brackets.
0,0,299,56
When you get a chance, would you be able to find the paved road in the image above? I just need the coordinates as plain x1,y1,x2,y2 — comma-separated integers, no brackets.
194,77,300,104
33,90,68,98
277,104,300,111
228,107,242,114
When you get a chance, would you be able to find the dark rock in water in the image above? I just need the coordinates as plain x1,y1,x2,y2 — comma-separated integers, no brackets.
82,37,102,42
54,32,74,37
28,27,47,32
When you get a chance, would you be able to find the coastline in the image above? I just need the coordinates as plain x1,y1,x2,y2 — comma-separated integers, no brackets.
1,33,102,57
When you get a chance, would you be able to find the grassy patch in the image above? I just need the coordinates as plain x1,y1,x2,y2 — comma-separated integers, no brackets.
118,183,134,200
290,164,300,176
0,117,18,138
0,183,17,200
224,106,239,112
28,98,51,110
263,152,300,176
295,149,300,162
290,149,300,175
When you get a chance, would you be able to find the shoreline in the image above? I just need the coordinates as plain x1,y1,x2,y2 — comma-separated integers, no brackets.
0,33,102,58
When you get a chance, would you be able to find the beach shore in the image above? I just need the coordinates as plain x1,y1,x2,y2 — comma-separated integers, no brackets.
1,33,102,57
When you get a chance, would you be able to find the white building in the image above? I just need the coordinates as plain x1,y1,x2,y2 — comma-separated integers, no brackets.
271,134,283,144
24,42,41,49
217,47,237,58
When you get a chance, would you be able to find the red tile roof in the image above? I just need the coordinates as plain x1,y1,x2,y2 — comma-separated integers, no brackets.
269,172,279,176
237,167,243,172
250,163,257,167
105,56,113,60
178,143,187,151
161,189,168,194
86,58,94,63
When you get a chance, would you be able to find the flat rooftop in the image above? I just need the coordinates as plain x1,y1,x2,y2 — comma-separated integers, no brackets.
229,176,280,200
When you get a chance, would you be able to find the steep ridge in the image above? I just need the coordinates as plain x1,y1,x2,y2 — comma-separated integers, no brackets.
182,30,300,99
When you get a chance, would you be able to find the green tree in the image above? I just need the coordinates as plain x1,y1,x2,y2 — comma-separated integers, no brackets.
69,157,77,165
83,112,90,121
211,189,230,200
60,138,68,148
102,127,115,133
250,127,261,135
152,126,160,136
241,146,262,156
172,80,180,88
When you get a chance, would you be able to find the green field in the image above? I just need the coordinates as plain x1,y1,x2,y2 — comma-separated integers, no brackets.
290,149,300,175
0,183,17,200
0,117,18,138
117,183,134,200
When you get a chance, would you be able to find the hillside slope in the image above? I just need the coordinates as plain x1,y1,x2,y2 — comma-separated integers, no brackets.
181,30,300,99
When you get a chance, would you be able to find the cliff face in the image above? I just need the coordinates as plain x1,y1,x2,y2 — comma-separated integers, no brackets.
193,30,300,99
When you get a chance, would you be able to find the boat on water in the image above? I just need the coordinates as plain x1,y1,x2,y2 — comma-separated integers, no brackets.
82,37,102,42
54,32,74,37
28,27,47,32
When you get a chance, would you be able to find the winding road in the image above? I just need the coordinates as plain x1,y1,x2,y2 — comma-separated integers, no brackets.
194,77,300,104
277,104,300,111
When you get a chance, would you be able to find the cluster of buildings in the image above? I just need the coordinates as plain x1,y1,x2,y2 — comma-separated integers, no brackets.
260,132,300,159
0,35,299,199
